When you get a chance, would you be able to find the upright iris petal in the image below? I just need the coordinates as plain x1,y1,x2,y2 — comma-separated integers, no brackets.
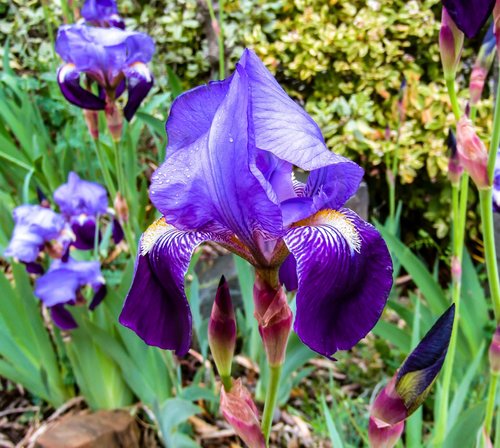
120,49,392,358
54,172,108,250
35,257,106,329
4,205,66,264
55,24,154,120
441,0,495,38
81,0,125,29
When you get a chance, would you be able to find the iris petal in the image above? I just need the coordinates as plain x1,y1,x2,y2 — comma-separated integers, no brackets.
57,64,106,110
51,304,78,330
442,0,495,38
150,66,282,250
123,62,154,121
283,209,392,357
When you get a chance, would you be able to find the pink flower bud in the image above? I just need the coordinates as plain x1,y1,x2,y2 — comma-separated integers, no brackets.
83,109,99,140
451,255,462,282
253,272,292,367
105,101,123,142
371,377,408,426
368,416,404,448
469,25,495,105
456,115,490,190
489,326,500,374
439,8,464,80
220,379,265,448
113,192,129,224
208,276,237,379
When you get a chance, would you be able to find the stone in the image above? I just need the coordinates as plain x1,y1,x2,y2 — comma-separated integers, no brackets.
35,410,140,448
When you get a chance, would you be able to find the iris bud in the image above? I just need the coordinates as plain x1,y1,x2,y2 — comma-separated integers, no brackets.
83,109,99,140
253,271,292,367
220,378,265,448
208,276,237,384
105,101,123,142
456,115,490,190
489,326,500,374
469,24,496,105
368,415,404,448
439,8,464,81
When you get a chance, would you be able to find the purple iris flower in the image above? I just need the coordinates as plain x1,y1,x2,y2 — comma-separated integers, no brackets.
81,0,125,29
441,0,495,38
54,172,108,250
35,257,106,330
4,205,67,266
55,24,154,120
119,49,393,358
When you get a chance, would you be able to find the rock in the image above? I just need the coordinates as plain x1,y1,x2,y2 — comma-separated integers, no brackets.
35,410,140,448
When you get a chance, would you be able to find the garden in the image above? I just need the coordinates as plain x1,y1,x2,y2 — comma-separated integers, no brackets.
1,0,500,446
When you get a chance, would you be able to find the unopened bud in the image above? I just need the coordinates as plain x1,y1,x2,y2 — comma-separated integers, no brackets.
451,255,462,282
456,115,490,189
208,276,236,381
220,379,265,448
368,416,404,448
439,8,464,80
489,326,500,374
105,101,123,142
371,377,408,426
114,192,129,223
470,24,496,105
83,109,99,140
254,271,292,367
447,129,463,185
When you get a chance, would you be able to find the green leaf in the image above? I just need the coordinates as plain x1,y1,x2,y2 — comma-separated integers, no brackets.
442,402,485,448
155,398,201,447
321,395,344,448
166,66,184,99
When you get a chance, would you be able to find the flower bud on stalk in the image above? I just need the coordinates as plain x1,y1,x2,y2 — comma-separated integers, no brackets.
208,276,237,386
489,326,500,374
439,8,464,81
114,192,129,224
368,305,455,448
447,129,463,185
220,379,266,448
83,109,99,140
469,24,496,105
456,115,490,189
253,271,292,367
105,101,123,142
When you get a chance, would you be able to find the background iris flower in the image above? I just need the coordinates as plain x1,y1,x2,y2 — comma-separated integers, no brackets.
35,257,106,330
441,0,495,38
120,49,393,359
55,23,154,121
81,0,125,29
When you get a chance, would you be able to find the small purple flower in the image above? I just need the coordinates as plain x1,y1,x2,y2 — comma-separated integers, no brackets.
4,205,66,264
35,257,106,330
119,49,393,358
54,172,108,250
55,24,154,121
441,0,495,39
81,0,125,29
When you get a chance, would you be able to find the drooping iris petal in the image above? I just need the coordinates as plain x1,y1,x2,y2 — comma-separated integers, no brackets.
4,205,66,263
81,0,125,29
123,63,154,120
150,66,282,251
54,172,108,217
442,0,495,38
51,304,78,330
57,64,106,110
395,304,455,415
278,254,298,291
70,215,100,250
283,209,393,357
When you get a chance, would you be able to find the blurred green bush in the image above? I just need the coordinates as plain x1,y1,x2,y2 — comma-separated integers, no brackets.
0,0,493,242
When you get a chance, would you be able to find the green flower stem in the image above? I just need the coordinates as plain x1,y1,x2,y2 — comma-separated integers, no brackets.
261,364,282,446
434,78,466,446
221,374,232,392
486,373,499,435
112,139,137,258
479,189,500,318
92,139,117,200
495,390,500,448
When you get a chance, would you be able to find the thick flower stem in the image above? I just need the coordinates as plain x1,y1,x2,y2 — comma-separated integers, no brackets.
479,189,500,319
93,139,117,201
221,374,232,392
434,77,466,447
261,364,282,446
486,373,499,435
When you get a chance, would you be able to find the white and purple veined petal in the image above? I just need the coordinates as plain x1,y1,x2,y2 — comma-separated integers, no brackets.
283,209,393,358
123,63,154,120
4,205,66,264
